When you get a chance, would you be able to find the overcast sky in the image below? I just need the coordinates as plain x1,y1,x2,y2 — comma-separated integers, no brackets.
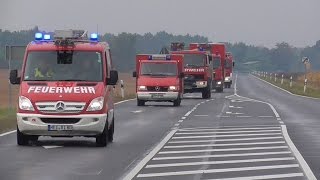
1,0,319,48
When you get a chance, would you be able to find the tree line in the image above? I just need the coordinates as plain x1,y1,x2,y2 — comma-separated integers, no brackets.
0,27,319,72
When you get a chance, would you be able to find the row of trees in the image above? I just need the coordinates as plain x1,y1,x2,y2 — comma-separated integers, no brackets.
0,27,319,72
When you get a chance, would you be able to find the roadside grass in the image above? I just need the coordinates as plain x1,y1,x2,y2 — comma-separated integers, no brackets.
0,72,136,134
257,75,320,99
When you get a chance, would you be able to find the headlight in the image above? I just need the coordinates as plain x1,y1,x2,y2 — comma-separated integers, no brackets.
217,81,222,85
199,81,205,85
138,86,147,91
19,96,34,111
168,86,178,91
87,97,104,111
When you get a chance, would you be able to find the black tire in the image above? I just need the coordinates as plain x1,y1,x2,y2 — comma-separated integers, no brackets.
17,126,30,146
96,122,108,147
137,99,145,106
108,117,114,142
202,88,211,99
216,87,224,93
173,97,181,106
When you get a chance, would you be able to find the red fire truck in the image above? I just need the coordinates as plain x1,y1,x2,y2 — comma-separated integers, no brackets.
171,43,212,99
133,54,184,106
224,52,234,88
209,43,226,92
9,30,118,147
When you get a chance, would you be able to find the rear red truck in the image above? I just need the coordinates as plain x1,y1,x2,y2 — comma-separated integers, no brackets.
133,54,184,106
209,43,226,92
9,30,118,147
224,52,234,88
171,42,213,99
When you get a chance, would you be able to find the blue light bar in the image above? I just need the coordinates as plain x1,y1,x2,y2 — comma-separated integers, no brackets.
90,33,98,41
43,34,51,40
148,55,171,60
166,55,171,60
35,33,43,40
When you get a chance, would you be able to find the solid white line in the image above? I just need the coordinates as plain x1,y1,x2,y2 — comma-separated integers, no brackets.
146,157,295,168
164,141,285,148
159,146,289,154
226,112,232,114
0,130,16,137
281,125,317,180
204,173,304,180
237,116,252,118
178,127,280,132
122,129,177,180
178,120,183,123
180,125,280,130
253,74,320,100
172,133,282,139
168,136,284,144
137,164,299,178
219,116,230,118
114,98,135,105
181,117,186,119
153,151,291,160
175,129,281,135
258,116,274,118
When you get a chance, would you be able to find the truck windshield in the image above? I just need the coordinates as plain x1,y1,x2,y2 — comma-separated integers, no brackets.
141,63,177,76
212,57,221,68
184,54,205,67
23,51,103,82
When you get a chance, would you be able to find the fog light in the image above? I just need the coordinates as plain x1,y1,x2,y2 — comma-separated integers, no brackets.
22,117,28,121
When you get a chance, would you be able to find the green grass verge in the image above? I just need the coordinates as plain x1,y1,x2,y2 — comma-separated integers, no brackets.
0,108,17,134
256,75,320,99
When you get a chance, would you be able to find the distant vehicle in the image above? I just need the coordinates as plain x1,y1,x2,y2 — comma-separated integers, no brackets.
133,54,184,106
224,52,235,88
209,43,227,92
9,30,118,147
171,43,213,99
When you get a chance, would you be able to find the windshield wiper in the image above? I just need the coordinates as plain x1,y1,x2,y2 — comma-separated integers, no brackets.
185,64,199,67
60,79,87,81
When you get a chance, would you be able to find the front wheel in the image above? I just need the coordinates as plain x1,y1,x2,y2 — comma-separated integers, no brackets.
96,122,108,147
173,97,181,106
17,126,31,146
137,99,145,106
108,117,114,142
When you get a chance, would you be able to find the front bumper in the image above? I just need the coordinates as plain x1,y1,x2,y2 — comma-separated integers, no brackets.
17,113,107,136
137,92,179,101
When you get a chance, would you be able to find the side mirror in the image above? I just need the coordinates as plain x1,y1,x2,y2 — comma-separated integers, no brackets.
233,62,235,67
179,72,185,78
132,71,137,77
107,70,118,85
10,69,21,85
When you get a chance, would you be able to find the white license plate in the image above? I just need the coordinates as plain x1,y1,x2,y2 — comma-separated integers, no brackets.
48,125,73,131
151,94,164,98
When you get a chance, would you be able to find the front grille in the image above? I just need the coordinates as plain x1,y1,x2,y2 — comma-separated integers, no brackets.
147,86,169,92
40,118,81,124
36,102,86,114
185,74,205,81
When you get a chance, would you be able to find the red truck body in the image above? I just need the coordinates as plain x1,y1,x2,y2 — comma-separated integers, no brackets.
209,43,226,92
133,54,184,106
171,47,212,99
224,52,234,88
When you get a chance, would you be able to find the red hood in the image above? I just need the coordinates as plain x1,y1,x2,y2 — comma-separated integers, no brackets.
20,81,104,102
138,76,179,86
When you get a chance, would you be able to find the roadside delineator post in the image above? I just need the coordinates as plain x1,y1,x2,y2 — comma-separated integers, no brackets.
281,74,284,85
120,80,125,98
274,74,277,82
290,76,293,88
304,79,307,93
270,73,272,80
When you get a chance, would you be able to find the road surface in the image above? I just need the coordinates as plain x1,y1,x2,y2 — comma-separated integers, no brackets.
0,73,318,180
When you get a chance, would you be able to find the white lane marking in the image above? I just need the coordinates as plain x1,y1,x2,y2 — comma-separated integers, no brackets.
281,125,317,180
237,116,252,118
179,127,280,132
146,157,295,168
252,74,320,100
219,116,230,118
122,129,177,180
159,146,289,154
114,98,135,105
277,118,281,120
164,141,285,148
181,117,186,119
231,100,244,103
43,145,63,149
204,173,304,180
174,123,180,126
0,130,16,137
194,115,209,117
172,133,282,139
131,110,143,113
226,112,232,114
178,120,183,123
184,111,192,117
168,136,284,144
176,129,281,135
153,151,291,161
229,106,243,108
137,164,299,178
280,121,284,124
258,116,274,118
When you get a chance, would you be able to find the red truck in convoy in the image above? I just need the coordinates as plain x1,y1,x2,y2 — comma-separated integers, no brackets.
9,30,118,147
209,43,226,92
133,54,184,106
224,52,234,88
171,43,212,99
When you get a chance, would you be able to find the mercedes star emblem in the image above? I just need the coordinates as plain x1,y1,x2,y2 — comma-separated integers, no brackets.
155,86,160,91
55,101,65,112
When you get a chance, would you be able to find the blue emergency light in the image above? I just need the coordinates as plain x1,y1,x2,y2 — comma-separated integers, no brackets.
148,55,171,60
35,33,43,40
90,33,98,41
199,47,205,51
43,34,51,40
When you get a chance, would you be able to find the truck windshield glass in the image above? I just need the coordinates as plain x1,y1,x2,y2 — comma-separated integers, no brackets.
23,51,103,81
184,54,205,67
212,57,221,68
141,63,177,76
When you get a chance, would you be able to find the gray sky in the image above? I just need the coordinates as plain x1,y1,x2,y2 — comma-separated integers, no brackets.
1,0,319,48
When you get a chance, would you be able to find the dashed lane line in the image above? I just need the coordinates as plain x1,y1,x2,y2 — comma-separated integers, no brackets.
137,164,299,178
146,157,295,168
152,151,292,161
168,136,284,144
204,172,304,180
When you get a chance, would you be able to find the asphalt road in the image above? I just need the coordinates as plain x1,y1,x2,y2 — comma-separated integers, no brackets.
0,73,319,180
